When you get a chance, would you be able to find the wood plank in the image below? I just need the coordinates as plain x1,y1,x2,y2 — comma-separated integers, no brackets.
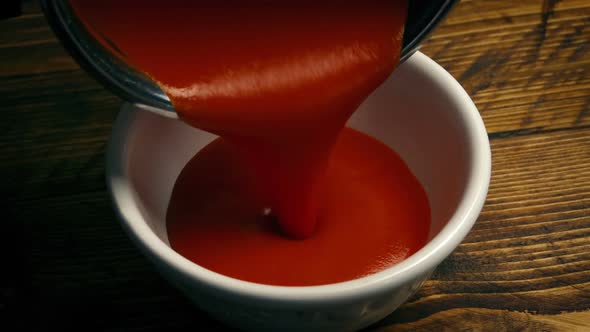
4,126,589,330
0,0,587,203
377,308,590,332
5,189,232,331
0,0,587,146
376,126,590,327
2,0,590,330
421,0,590,133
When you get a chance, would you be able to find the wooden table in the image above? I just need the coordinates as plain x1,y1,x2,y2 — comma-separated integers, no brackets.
2,1,589,330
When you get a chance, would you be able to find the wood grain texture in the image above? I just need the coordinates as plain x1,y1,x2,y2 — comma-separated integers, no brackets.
420,0,590,135
1,0,589,331
373,128,590,330
378,309,590,332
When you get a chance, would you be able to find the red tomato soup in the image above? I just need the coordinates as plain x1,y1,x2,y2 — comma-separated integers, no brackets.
70,0,431,286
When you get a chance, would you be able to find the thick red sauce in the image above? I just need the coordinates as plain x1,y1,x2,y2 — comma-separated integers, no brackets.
70,0,431,285
168,128,430,285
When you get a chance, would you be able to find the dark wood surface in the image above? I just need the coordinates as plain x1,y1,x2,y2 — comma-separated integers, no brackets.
1,0,589,330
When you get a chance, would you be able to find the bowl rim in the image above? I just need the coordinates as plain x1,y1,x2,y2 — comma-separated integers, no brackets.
106,51,491,306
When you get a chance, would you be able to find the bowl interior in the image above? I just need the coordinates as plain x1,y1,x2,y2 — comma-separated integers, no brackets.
121,52,475,270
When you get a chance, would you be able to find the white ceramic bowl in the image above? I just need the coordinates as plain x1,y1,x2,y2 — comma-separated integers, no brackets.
106,52,491,332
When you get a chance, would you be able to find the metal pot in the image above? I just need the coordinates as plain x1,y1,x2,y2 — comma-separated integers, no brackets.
41,0,458,117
